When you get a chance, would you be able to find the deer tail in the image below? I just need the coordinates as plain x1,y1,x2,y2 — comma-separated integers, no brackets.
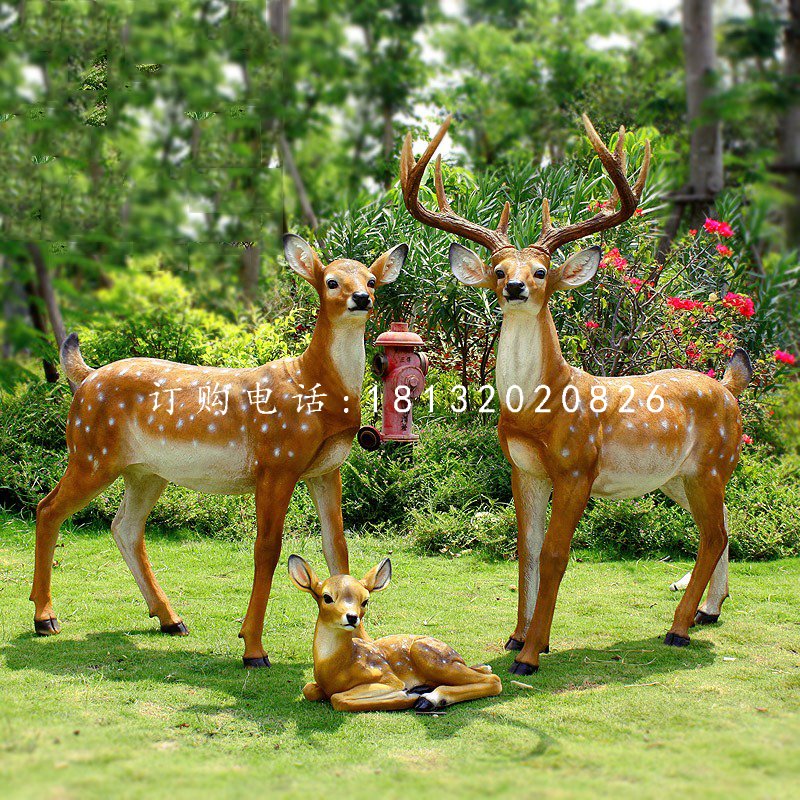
721,348,753,398
60,332,94,386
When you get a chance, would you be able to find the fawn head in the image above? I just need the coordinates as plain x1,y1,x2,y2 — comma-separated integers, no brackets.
283,235,407,324
288,555,392,631
399,114,650,315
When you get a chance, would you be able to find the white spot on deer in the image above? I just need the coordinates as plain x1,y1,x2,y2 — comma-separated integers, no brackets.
561,448,570,458
569,425,575,433
158,424,164,432
109,418,115,426
240,424,246,432
87,454,94,461
136,371,142,377
274,447,281,457
189,414,195,421
229,441,236,448
193,439,198,448
191,380,199,387
572,469,580,477
119,368,128,376
148,414,154,424
119,402,126,409
626,421,634,429
87,405,92,411
697,389,703,397
97,393,104,401
661,419,669,429
282,422,287,429
711,468,718,476
208,423,216,433
177,419,184,429
261,423,268,432
288,450,295,458
85,425,91,433
75,417,82,427
102,447,107,455
137,395,144,404
588,434,595,443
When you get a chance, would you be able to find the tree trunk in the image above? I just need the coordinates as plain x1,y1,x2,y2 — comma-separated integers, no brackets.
24,281,60,383
240,243,261,305
279,133,320,232
682,0,723,216
781,0,800,248
381,103,395,189
658,0,723,259
27,244,67,350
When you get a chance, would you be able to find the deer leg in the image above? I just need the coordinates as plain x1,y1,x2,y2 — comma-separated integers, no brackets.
111,472,185,633
31,460,117,635
411,659,502,712
305,468,348,575
665,477,728,645
511,478,591,675
507,469,550,652
302,682,326,702
238,472,296,667
329,682,417,713
661,478,729,624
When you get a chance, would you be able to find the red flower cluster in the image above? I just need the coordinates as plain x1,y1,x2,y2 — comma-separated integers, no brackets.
741,434,753,445
689,228,698,236
774,350,797,366
667,296,707,312
685,342,701,362
716,244,733,258
722,292,755,318
704,218,734,237
599,247,628,271
585,320,599,329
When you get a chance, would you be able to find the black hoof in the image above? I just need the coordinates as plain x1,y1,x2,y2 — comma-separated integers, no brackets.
664,631,691,647
407,685,435,696
243,655,271,668
160,620,189,636
694,610,719,626
414,697,435,712
34,617,60,636
505,637,524,651
509,661,538,676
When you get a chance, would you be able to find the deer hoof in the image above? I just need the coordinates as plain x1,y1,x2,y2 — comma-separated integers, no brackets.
242,655,271,668
34,617,61,636
509,661,538,676
694,610,719,626
664,632,691,647
407,685,435,696
160,621,189,636
505,637,524,651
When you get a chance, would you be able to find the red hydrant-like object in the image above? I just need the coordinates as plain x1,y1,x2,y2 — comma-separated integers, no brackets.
357,322,428,451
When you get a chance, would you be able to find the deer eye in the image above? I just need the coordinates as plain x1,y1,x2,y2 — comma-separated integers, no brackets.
367,278,376,288
494,268,505,279
361,599,369,607
323,593,334,604
533,268,547,280
326,279,339,290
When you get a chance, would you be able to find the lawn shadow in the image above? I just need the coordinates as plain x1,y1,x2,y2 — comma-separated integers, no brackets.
484,634,717,695
1,629,526,742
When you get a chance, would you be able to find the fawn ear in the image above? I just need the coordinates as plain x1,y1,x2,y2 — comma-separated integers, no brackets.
551,246,601,291
361,558,392,593
283,234,323,284
288,555,322,596
449,243,493,288
370,243,408,286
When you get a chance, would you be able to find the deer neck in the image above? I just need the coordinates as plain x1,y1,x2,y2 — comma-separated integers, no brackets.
298,312,366,398
496,305,568,402
312,619,357,665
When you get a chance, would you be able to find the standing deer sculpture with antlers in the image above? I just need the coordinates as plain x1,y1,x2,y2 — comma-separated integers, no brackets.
31,234,407,667
400,115,751,675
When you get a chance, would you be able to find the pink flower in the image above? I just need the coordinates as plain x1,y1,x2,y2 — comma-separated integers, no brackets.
667,296,706,312
599,247,628,271
686,342,701,363
741,434,753,445
774,349,797,365
585,320,599,329
722,292,754,318
634,208,644,216
705,368,716,378
689,228,698,236
716,244,733,258
704,218,735,237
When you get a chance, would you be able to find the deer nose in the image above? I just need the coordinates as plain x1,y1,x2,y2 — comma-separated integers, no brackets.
346,613,359,626
351,292,372,310
505,280,527,299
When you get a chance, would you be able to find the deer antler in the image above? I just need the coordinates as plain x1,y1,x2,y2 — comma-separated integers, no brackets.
400,115,513,255
528,115,651,257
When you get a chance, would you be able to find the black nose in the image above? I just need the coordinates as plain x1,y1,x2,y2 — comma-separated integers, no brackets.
506,280,526,299
346,614,359,626
352,292,371,310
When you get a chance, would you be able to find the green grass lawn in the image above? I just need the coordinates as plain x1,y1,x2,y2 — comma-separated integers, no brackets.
1,512,798,800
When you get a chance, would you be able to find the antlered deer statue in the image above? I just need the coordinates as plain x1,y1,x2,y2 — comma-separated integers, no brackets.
31,235,407,667
400,115,751,675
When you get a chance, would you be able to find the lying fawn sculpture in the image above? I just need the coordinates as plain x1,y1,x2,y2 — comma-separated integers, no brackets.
32,234,407,666
288,555,502,712
400,114,751,675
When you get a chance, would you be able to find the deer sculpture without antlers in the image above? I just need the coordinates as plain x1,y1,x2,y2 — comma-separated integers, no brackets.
400,115,752,675
32,234,407,667
288,555,502,712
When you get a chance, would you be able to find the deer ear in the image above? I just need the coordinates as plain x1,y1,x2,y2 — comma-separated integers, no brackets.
283,234,323,284
370,243,408,286
288,554,322,595
361,558,392,593
449,243,493,288
552,246,601,291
